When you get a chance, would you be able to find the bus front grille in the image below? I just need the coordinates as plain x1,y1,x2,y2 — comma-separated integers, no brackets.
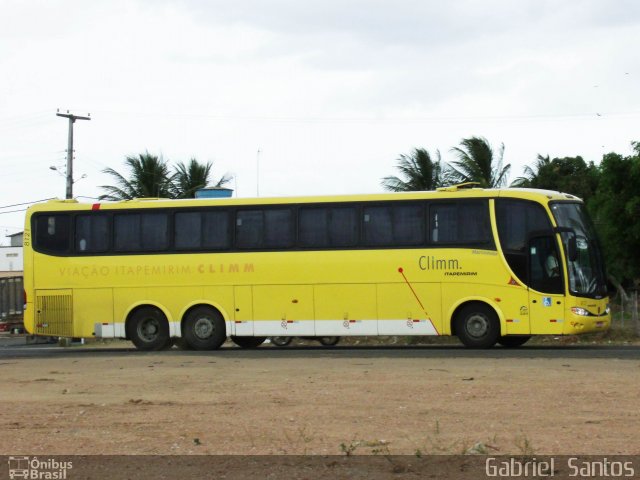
35,290,73,337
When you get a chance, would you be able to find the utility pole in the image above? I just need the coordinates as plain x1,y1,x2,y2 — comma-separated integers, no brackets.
56,110,90,199
256,148,261,197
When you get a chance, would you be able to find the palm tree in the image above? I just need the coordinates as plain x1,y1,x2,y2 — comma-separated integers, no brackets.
99,152,173,200
510,154,551,187
449,136,511,188
172,158,233,198
381,148,449,192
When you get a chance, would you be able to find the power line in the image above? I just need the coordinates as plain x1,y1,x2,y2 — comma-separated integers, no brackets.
0,209,27,215
0,198,56,210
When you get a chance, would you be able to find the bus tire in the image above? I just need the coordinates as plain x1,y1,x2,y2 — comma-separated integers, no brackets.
182,306,226,351
231,336,266,348
454,303,500,348
497,335,531,348
271,336,293,347
128,307,171,351
319,336,340,346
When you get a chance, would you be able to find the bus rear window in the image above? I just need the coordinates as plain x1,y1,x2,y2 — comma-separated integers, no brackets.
34,214,70,254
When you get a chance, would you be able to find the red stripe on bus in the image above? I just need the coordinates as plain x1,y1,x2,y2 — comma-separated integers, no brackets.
92,203,101,210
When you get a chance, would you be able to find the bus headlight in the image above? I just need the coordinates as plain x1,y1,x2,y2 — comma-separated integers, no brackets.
571,307,591,316
605,304,611,315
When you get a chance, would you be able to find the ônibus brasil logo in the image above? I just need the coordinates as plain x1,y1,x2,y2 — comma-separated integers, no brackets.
8,457,72,479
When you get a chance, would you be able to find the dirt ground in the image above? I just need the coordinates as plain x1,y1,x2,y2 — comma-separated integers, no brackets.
1,347,639,456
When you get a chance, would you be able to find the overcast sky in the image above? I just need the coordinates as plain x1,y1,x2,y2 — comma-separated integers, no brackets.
1,0,639,242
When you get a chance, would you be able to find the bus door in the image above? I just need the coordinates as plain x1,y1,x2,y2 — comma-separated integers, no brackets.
527,235,565,334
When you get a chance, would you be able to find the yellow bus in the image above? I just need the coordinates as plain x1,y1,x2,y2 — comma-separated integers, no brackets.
22,185,610,350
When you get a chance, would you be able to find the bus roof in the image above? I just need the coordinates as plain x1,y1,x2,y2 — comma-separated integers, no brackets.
25,187,582,213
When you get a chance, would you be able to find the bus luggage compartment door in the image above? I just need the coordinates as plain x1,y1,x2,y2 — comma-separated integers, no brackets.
34,289,74,337
233,286,253,336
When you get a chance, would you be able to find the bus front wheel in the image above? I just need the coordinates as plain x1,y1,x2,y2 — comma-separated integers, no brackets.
128,307,171,351
454,303,500,348
182,306,227,351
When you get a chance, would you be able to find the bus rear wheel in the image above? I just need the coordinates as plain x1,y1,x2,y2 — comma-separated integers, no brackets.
454,303,500,348
498,335,531,348
231,336,266,348
319,336,340,346
128,307,170,351
182,306,226,351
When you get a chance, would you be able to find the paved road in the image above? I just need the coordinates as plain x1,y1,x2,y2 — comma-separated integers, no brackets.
0,336,638,360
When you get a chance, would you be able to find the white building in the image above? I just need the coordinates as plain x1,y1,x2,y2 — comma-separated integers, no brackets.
0,232,23,273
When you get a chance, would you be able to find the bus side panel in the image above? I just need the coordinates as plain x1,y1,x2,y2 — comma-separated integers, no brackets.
253,285,314,336
201,285,235,333
314,284,378,336
73,288,114,338
377,283,442,335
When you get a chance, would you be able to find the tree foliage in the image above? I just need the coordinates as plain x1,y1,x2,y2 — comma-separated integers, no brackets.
172,158,232,199
450,136,510,188
99,152,173,201
381,148,449,191
522,156,599,203
100,153,231,200
589,148,640,285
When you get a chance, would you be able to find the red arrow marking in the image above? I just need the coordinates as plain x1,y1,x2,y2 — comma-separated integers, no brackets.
398,267,429,317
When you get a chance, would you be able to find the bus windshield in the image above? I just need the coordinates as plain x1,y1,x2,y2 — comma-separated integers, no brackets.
551,202,607,298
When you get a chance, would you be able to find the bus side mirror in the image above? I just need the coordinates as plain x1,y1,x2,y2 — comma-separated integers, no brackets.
567,235,577,262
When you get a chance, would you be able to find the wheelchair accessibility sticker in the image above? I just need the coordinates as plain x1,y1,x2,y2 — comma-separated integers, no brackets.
542,297,552,307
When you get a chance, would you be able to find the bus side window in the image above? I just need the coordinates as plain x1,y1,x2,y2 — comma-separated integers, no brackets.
114,213,168,252
75,214,109,253
363,204,425,247
429,204,457,244
299,206,358,248
175,211,230,251
236,209,293,249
